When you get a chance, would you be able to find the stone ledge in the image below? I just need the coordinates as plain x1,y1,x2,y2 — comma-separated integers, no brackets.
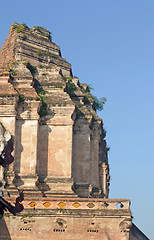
4,197,131,212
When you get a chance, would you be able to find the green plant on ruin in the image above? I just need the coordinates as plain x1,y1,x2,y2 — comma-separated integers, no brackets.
37,90,48,117
34,96,40,101
46,65,52,69
22,34,27,40
39,65,52,69
13,24,25,33
33,26,52,34
66,79,76,96
40,34,46,39
55,84,63,88
67,76,73,81
56,208,65,214
83,96,90,105
36,50,42,56
33,26,52,40
21,214,32,219
57,221,63,226
42,73,47,76
4,213,10,218
93,96,106,111
6,67,16,76
18,94,25,103
84,85,106,112
37,89,47,95
44,50,49,55
11,62,19,68
26,62,36,76
39,101,48,117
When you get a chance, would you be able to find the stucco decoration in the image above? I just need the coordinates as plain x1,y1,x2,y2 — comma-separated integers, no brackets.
0,123,11,158
0,122,12,196
119,218,132,233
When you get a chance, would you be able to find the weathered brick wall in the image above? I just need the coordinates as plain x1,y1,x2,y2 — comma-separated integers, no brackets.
0,198,132,240
0,24,17,69
1,215,130,240
0,23,130,240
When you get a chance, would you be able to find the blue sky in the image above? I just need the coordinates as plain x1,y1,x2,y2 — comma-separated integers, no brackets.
0,0,153,238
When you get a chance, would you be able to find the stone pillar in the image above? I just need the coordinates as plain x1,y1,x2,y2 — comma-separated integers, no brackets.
102,162,108,198
37,106,75,195
14,100,40,190
90,124,100,191
72,118,91,197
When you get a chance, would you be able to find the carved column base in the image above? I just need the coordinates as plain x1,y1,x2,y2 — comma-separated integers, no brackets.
10,174,43,197
13,174,38,190
6,172,18,196
74,184,90,198
37,177,75,196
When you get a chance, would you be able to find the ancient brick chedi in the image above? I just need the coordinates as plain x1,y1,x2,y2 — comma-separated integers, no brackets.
0,24,149,240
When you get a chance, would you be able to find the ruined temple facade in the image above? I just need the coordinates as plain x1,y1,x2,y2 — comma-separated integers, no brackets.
0,23,149,240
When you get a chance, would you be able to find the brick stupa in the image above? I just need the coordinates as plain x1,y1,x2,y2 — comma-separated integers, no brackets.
0,23,149,240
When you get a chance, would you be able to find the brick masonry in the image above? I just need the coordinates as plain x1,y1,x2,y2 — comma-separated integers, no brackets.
0,23,149,240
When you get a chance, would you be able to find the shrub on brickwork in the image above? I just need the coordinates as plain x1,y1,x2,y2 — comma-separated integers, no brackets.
13,24,25,33
84,85,106,112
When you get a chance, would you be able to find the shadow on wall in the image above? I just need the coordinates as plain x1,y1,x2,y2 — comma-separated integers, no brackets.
12,190,24,214
1,138,14,167
14,120,24,173
0,191,24,216
36,124,51,177
0,122,14,168
0,218,11,240
36,124,51,196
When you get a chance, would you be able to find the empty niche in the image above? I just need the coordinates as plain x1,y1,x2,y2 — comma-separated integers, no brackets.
53,218,67,233
87,222,99,233
19,219,34,232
